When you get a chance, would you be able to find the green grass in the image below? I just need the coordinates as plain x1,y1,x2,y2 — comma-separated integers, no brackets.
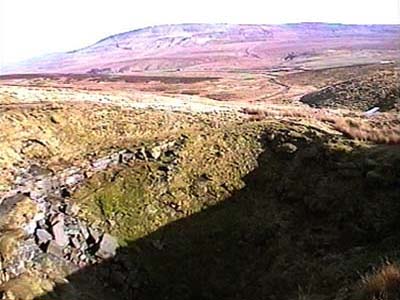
71,118,400,300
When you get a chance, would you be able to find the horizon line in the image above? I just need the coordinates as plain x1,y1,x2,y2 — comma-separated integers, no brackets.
2,21,400,67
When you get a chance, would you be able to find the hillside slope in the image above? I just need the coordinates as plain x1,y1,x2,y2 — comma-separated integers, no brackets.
2,23,400,74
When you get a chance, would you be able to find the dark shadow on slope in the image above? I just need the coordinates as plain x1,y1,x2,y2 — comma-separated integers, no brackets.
36,132,400,300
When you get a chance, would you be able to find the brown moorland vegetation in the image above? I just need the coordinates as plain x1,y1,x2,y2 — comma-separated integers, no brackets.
0,24,399,300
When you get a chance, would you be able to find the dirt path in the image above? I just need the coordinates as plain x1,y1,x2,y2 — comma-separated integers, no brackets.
261,70,321,103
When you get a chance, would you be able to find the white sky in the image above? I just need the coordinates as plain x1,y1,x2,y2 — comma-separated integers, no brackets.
0,0,399,65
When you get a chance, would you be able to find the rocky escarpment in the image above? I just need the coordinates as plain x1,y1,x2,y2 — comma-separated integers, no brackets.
0,137,187,299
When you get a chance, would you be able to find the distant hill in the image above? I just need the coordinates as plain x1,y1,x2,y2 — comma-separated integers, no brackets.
2,23,400,74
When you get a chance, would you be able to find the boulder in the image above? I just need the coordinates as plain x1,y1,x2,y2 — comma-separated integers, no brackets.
150,146,162,160
51,220,69,247
79,223,90,240
278,143,298,154
35,229,53,245
46,241,64,258
95,234,118,259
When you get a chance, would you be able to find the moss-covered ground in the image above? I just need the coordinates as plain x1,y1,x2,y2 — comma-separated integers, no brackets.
63,118,400,300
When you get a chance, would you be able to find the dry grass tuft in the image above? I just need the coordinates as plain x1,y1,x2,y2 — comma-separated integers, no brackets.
241,107,400,145
356,262,400,300
331,117,400,145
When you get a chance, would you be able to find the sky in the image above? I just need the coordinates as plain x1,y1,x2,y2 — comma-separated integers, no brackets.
0,0,399,65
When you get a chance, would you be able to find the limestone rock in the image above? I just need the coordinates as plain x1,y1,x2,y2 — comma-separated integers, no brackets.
95,234,118,259
51,219,69,248
120,151,134,164
46,241,64,258
278,143,298,154
79,223,90,240
35,229,52,245
150,146,162,160
27,165,53,177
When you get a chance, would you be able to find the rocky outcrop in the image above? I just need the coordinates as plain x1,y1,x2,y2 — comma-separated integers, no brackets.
0,136,187,298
